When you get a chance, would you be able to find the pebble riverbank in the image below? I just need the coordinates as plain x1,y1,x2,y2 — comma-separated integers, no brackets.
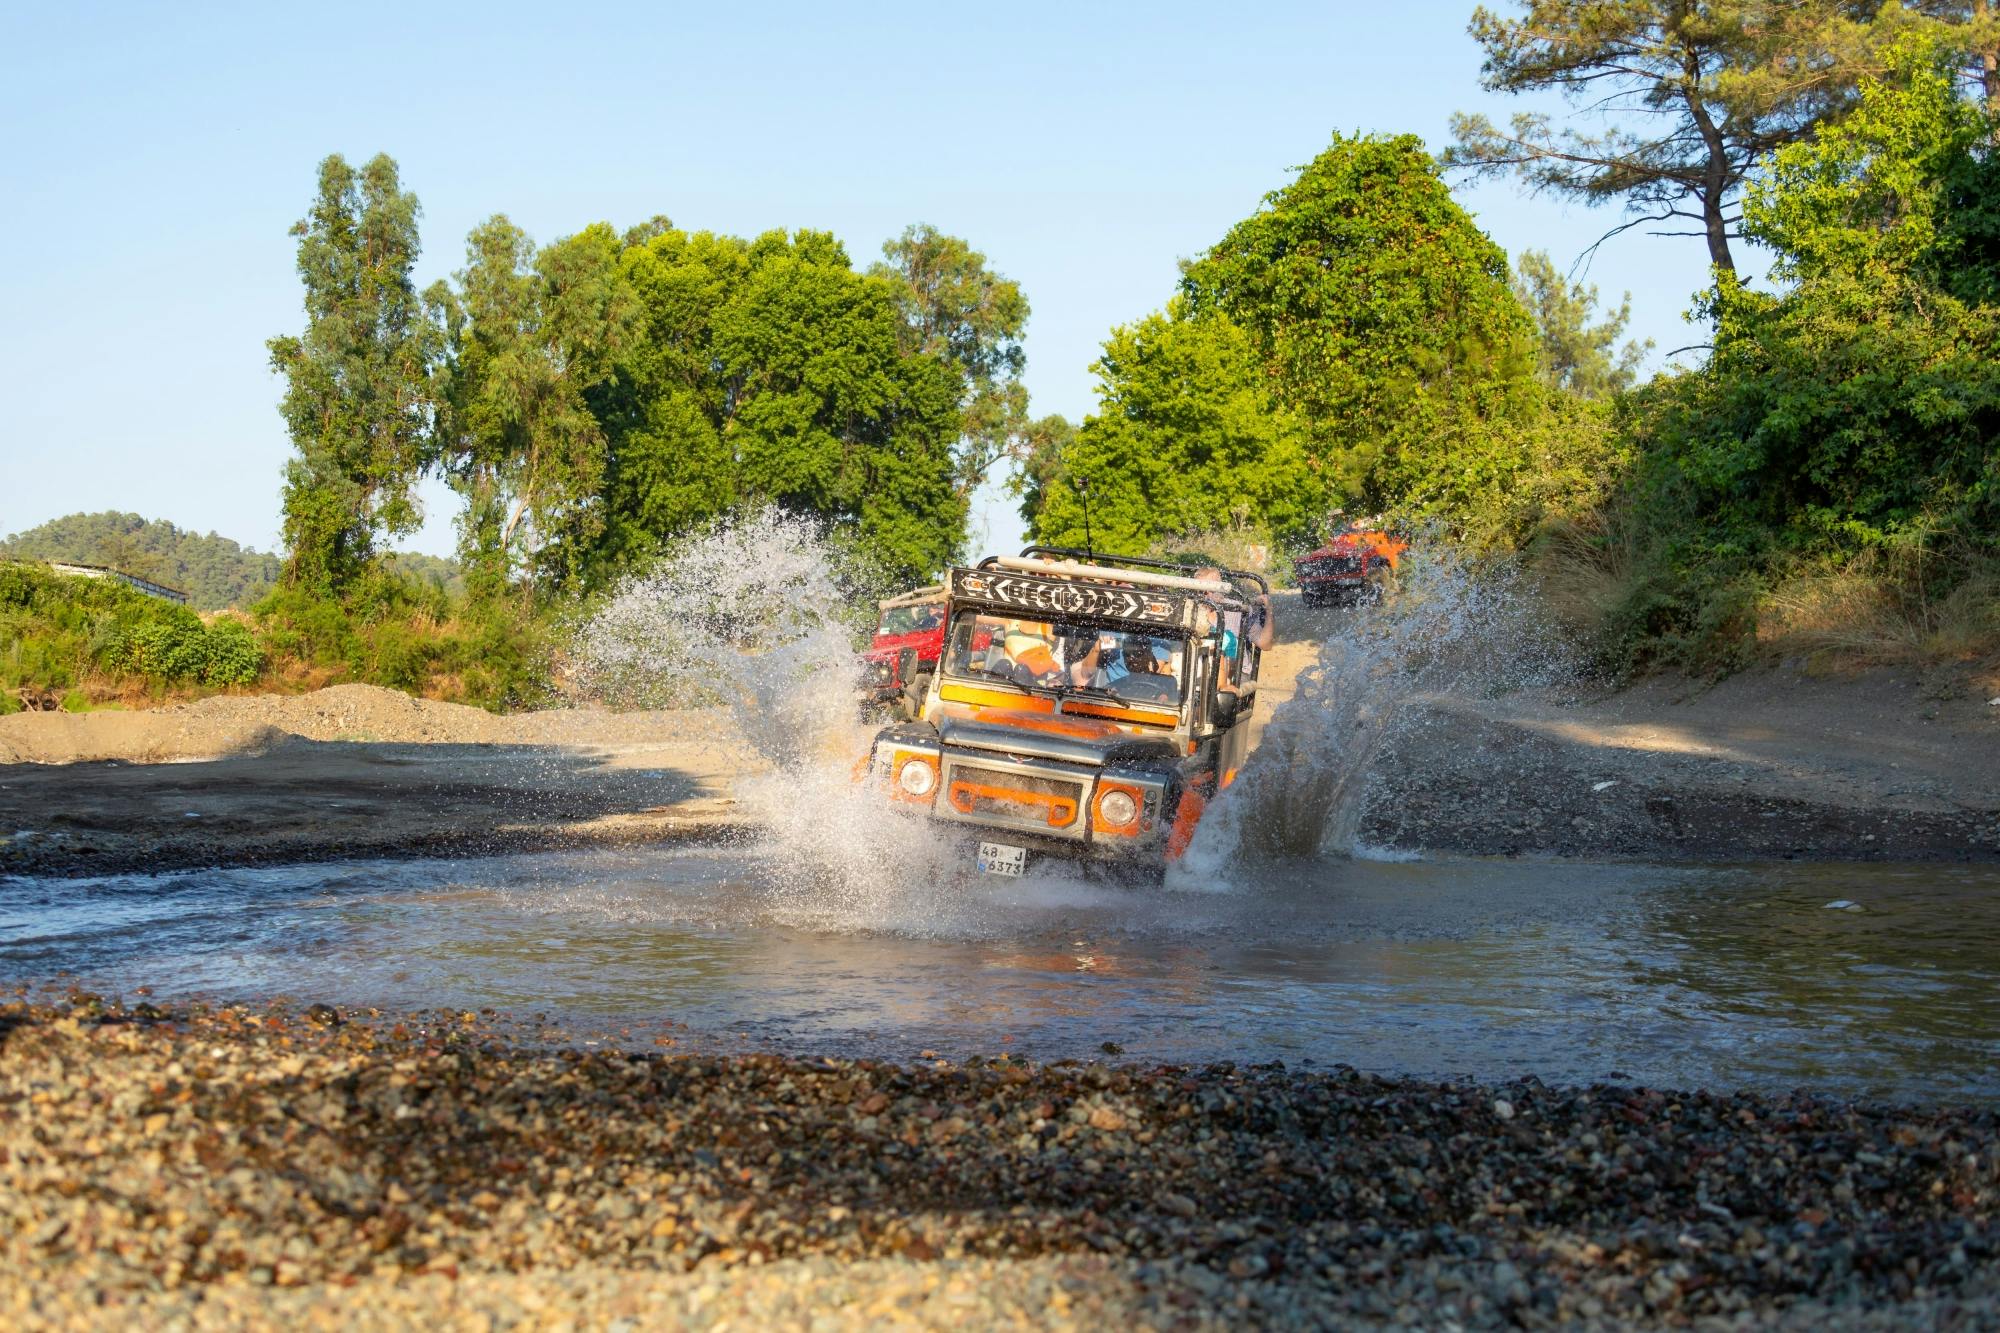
3,993,1996,1329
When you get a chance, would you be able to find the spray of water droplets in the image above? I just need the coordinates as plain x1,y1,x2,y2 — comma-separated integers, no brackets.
579,512,1574,916
1175,546,1576,882
574,510,990,931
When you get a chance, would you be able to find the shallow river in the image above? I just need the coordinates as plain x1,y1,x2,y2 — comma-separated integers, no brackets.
4,846,1996,1101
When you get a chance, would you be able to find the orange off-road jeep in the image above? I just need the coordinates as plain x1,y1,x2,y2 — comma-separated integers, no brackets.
1295,518,1407,608
865,547,1267,877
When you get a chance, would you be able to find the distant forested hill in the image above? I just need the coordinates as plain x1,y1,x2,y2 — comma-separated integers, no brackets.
0,512,462,609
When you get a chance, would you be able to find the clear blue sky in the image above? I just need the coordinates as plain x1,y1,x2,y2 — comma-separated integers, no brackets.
3,1,1726,560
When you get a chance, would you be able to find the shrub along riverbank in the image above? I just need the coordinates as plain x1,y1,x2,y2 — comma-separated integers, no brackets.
0,560,548,714
1528,49,2000,677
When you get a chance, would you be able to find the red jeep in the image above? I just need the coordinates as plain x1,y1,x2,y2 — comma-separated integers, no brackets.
863,586,947,718
1295,519,1408,608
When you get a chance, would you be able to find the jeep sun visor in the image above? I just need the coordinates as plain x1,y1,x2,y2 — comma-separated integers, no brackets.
948,569,1193,629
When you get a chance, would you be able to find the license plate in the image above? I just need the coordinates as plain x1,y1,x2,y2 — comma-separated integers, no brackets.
976,841,1026,877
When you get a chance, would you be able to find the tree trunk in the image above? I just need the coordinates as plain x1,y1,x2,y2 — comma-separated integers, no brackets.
1680,38,1737,275
1978,0,1999,118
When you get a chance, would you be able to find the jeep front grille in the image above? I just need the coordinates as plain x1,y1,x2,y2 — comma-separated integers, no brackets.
941,760,1087,838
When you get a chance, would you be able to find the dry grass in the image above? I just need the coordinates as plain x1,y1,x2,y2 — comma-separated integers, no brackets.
1530,510,2000,676
1142,525,1287,583
1528,510,1645,640
1757,558,2000,666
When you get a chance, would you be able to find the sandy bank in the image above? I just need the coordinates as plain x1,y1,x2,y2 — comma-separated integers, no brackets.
1,994,1995,1330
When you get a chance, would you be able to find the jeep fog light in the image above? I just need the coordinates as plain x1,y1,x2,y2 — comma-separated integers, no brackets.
898,759,937,797
1098,789,1138,827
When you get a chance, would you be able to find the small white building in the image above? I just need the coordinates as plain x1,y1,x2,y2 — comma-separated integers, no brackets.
46,561,191,605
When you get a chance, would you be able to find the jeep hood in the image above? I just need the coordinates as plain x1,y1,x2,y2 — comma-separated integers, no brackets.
938,707,1180,768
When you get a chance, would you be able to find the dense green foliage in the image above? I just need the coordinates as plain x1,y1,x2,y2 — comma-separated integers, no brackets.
0,557,532,713
593,225,967,587
0,562,264,708
1567,41,2000,669
268,165,1038,598
1020,23,1995,674
1026,303,1314,552
1030,134,1550,553
251,574,546,707
243,163,1047,712
870,225,1069,501
0,512,281,610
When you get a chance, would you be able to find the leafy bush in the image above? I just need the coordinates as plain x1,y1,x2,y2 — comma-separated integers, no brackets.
0,562,270,697
1538,45,2000,674
1,556,540,711
111,612,264,686
252,568,550,710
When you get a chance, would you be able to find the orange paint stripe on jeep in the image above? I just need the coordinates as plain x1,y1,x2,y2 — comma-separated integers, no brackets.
937,683,1174,729
1166,788,1207,860
939,683,1056,713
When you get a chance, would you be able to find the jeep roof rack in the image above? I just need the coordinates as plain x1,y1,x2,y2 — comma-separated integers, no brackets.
1002,545,1270,596
878,585,945,610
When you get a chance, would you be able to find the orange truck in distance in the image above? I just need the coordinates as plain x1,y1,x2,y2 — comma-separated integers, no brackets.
1294,518,1407,608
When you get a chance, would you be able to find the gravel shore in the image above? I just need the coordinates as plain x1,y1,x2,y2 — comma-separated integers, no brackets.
4,993,1995,1329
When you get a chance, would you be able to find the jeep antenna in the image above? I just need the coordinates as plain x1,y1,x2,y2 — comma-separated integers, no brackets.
1075,475,1095,559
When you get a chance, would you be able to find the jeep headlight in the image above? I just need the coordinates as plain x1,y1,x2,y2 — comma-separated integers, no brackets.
897,757,937,796
1097,788,1138,827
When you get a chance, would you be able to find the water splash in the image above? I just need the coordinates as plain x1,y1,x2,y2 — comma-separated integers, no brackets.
575,510,982,931
1179,549,1574,877
579,514,1571,910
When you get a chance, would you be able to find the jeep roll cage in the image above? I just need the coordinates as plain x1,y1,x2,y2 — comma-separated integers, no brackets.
979,546,1270,598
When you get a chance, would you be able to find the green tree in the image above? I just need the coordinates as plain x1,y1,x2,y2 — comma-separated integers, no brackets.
1710,37,2000,543
717,230,966,582
1028,304,1319,552
1511,250,1653,397
871,225,1035,499
596,225,751,568
430,217,636,593
267,153,438,595
1181,133,1538,523
1597,39,2000,666
1445,0,1898,273
594,225,968,585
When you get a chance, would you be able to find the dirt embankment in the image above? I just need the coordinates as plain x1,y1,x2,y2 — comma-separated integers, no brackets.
1365,668,2000,862
2,629,1996,877
0,685,761,877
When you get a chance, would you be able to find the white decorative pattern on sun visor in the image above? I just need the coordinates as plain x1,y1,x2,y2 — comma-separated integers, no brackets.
950,571,1187,626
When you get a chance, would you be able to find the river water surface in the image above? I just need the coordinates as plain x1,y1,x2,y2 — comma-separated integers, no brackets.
4,845,1995,1101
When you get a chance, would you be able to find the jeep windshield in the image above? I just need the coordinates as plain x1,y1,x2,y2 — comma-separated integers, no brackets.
942,611,1185,710
877,603,943,636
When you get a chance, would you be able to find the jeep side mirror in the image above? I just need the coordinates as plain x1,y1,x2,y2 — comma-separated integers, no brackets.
1211,689,1240,728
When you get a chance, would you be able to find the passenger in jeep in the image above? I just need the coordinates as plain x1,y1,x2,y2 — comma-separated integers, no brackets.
1062,629,1183,705
1195,566,1273,689
998,621,1064,687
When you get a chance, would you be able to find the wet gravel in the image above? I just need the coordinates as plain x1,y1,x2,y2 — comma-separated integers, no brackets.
3,992,1996,1329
